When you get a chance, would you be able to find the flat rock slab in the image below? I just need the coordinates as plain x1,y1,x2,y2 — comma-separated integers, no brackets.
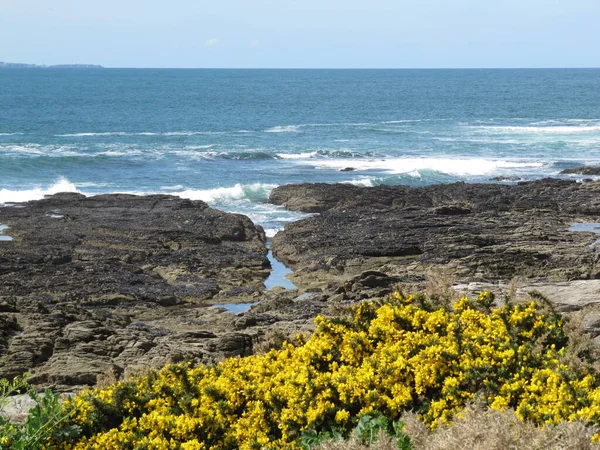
0,193,272,389
270,179,600,293
0,394,38,423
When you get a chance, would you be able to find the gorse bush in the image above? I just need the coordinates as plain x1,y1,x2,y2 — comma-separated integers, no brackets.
7,291,600,449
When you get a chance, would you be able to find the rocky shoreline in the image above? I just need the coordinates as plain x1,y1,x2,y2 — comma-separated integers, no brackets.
268,178,600,332
2,178,600,392
0,193,321,391
270,178,600,287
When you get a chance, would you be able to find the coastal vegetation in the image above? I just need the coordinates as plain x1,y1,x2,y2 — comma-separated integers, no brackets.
3,290,600,448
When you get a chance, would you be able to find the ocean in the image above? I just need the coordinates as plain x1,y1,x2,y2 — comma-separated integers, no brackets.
1,68,599,235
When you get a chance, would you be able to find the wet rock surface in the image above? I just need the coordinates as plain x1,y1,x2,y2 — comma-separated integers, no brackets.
270,179,600,293
560,166,600,176
0,193,324,390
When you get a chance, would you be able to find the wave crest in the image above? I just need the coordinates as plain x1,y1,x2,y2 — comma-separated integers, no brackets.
306,157,545,176
264,125,300,133
470,125,600,134
0,177,79,204
174,183,278,203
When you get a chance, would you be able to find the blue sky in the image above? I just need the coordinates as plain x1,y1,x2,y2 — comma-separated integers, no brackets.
1,0,598,68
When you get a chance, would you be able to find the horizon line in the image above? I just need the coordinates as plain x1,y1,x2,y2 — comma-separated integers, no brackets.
88,66,600,70
3,64,600,70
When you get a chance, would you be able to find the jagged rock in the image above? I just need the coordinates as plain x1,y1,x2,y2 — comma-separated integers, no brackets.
234,316,258,330
208,333,253,357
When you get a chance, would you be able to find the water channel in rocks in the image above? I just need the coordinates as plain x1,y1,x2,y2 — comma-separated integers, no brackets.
568,223,600,248
0,224,13,241
214,239,297,314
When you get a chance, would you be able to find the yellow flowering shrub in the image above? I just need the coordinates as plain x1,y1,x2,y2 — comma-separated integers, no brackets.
48,292,600,449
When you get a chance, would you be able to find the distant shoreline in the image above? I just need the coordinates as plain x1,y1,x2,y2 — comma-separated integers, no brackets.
2,63,600,70
0,62,103,69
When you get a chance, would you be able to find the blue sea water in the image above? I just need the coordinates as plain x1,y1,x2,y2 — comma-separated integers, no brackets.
1,68,600,234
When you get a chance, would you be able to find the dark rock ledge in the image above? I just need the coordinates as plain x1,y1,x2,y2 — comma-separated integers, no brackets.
0,193,301,390
560,166,600,176
269,179,600,294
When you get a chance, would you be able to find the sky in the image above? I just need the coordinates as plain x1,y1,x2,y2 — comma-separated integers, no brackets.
0,0,599,68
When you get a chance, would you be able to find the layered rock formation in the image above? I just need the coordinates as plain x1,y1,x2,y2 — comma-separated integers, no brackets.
0,194,275,389
270,179,600,294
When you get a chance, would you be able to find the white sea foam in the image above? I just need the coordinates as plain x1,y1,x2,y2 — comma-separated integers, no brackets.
0,144,44,155
173,183,278,203
433,137,525,145
306,157,545,176
56,131,225,137
0,133,24,136
169,150,221,160
264,228,282,238
160,185,185,191
0,144,90,157
344,178,375,187
125,131,224,136
135,132,213,136
276,152,318,159
382,120,423,124
162,131,224,136
0,178,79,204
57,132,128,137
307,122,370,127
185,145,214,149
76,182,110,188
270,216,300,222
530,119,600,126
264,125,300,133
470,125,600,134
97,150,143,157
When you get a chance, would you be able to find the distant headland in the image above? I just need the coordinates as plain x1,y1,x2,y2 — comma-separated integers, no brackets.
0,61,104,69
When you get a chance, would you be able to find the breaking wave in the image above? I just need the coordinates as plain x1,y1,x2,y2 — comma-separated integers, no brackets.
264,125,300,133
0,177,79,204
173,183,278,203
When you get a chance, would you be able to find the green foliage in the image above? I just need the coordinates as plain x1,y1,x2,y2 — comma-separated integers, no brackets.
0,374,30,409
0,377,80,449
353,415,413,449
300,427,344,448
301,414,413,450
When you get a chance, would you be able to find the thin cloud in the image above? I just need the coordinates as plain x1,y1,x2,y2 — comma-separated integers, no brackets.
250,39,260,49
204,38,219,48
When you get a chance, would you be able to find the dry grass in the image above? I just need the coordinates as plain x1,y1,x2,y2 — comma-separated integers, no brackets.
315,404,600,450
424,267,457,308
402,403,600,450
315,431,398,450
559,306,600,374
121,364,155,381
253,327,291,354
94,366,120,389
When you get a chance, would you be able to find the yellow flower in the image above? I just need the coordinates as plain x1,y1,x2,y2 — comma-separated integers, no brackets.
54,290,600,449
